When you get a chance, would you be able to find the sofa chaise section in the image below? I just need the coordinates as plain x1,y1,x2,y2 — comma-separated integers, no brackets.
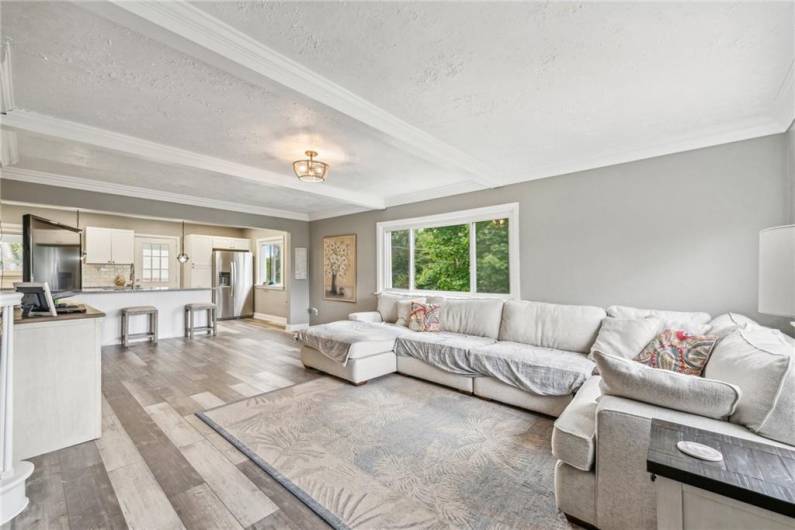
298,320,410,384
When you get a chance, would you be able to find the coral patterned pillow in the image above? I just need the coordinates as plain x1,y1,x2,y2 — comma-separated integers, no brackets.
408,302,441,332
634,329,719,376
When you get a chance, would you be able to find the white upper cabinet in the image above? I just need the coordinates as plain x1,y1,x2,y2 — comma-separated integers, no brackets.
110,229,135,264
85,227,112,263
212,237,250,251
84,227,135,264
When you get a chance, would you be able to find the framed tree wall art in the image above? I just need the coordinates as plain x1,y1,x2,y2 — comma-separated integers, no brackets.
323,234,357,302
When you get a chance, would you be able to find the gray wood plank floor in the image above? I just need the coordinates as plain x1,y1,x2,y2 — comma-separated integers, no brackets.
5,319,331,530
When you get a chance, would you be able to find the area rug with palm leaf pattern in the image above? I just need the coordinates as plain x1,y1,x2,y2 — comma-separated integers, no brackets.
197,374,574,530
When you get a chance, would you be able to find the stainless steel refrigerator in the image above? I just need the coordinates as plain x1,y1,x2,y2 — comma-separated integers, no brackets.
212,250,254,319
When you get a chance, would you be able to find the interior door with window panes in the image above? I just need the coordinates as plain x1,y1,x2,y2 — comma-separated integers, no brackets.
134,236,179,288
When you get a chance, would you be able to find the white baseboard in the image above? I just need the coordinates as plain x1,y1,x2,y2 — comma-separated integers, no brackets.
253,312,287,327
285,323,309,332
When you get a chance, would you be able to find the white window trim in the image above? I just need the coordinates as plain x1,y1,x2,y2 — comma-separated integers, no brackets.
256,236,285,290
376,203,520,299
0,223,23,279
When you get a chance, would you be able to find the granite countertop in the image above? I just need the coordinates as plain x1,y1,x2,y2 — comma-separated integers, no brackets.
75,287,213,294
13,304,106,325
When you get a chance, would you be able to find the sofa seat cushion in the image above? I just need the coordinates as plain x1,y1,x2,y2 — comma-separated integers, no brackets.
499,300,606,353
552,376,602,471
394,332,496,376
469,341,596,396
298,320,411,365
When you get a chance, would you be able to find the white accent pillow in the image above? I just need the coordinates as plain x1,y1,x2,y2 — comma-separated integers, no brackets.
593,350,740,420
377,293,422,323
704,327,795,445
707,312,757,338
588,317,662,361
395,298,426,327
606,305,711,334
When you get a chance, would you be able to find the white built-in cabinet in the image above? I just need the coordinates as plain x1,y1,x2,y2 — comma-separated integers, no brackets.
182,235,252,288
212,237,251,251
183,234,213,288
84,227,135,264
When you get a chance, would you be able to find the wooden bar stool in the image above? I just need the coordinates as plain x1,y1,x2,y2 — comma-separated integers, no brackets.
121,306,158,347
185,303,217,339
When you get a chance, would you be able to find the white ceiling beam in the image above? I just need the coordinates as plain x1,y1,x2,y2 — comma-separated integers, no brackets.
1,110,384,210
1,166,311,221
83,1,502,188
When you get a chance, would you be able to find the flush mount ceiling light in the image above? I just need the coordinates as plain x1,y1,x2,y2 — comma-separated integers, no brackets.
293,150,328,183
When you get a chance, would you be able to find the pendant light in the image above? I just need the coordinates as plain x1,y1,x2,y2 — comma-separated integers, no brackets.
177,221,189,263
76,209,87,262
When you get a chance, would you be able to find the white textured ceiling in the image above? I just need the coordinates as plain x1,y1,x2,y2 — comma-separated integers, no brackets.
1,1,793,220
12,131,346,216
196,1,795,180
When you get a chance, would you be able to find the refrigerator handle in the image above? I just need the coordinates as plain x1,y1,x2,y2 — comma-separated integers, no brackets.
231,261,236,298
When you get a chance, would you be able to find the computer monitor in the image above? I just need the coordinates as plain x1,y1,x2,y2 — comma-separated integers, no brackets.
14,282,57,317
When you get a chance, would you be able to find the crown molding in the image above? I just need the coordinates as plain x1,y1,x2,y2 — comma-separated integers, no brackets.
385,181,487,209
1,167,311,221
497,114,788,188
85,1,501,188
0,130,18,168
770,58,794,130
307,205,372,222
0,41,14,114
1,110,384,210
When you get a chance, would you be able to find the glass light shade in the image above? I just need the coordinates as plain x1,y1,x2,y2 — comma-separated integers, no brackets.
177,252,189,264
293,150,328,182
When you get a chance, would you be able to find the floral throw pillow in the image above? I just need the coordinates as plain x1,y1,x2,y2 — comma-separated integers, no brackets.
408,302,441,332
634,329,719,376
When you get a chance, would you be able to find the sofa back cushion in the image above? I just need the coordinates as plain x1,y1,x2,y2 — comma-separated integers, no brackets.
499,300,606,353
704,327,795,446
593,350,740,420
707,312,757,338
588,317,662,361
606,305,710,333
439,298,504,338
377,293,424,323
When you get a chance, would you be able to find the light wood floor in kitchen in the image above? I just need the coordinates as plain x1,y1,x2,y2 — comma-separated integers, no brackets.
5,319,331,530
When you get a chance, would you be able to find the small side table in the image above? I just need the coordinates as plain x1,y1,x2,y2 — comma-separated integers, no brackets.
647,419,795,530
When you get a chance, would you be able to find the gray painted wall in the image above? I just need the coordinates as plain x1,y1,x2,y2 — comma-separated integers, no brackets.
244,227,290,319
788,122,794,223
309,133,792,332
0,180,310,325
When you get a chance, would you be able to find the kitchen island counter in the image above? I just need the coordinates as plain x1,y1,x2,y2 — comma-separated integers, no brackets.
77,287,212,294
67,289,213,345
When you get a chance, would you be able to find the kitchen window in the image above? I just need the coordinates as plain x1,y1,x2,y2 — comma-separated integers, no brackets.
0,224,23,289
377,203,519,297
258,237,284,288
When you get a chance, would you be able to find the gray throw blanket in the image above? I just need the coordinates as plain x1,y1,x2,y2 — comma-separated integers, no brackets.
298,321,410,365
395,335,595,396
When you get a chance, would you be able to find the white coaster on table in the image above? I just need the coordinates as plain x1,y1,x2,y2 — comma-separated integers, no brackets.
677,440,723,462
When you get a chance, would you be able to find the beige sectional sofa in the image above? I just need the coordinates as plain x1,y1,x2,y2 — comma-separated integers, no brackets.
298,294,795,530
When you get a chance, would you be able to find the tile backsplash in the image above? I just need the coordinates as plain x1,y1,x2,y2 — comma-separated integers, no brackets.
82,264,133,288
